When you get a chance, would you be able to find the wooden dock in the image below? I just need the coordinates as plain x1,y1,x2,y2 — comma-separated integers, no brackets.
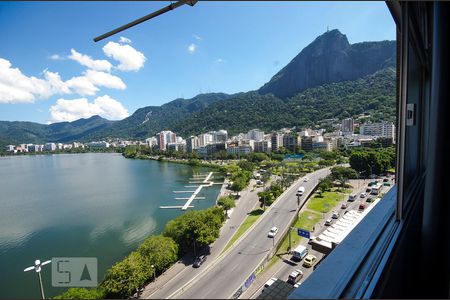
160,172,217,210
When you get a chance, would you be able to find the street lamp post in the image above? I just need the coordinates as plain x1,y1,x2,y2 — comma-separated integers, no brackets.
151,265,156,281
24,259,51,299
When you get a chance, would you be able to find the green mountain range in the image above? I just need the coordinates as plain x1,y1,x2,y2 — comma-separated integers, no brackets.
0,29,396,146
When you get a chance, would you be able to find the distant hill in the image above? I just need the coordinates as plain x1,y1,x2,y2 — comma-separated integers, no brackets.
0,115,113,145
0,29,396,146
259,29,396,98
172,67,396,136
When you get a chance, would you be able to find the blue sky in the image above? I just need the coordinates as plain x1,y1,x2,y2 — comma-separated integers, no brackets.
0,1,395,124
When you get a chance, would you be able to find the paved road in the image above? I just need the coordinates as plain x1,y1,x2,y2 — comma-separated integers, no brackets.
249,177,395,299
173,168,331,299
144,178,263,299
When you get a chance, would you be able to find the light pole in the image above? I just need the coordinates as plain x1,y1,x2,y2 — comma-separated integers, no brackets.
151,265,156,281
24,259,51,299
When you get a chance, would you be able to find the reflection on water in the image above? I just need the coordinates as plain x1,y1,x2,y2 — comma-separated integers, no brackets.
0,153,221,298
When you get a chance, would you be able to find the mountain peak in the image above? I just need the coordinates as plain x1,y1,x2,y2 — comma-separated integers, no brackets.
258,29,394,98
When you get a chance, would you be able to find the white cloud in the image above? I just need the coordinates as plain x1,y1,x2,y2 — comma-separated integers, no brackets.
65,76,99,96
216,58,225,63
84,70,126,90
0,58,71,104
68,49,112,72
119,36,132,44
0,57,127,102
49,54,64,60
103,41,146,72
193,34,202,40
49,95,129,123
187,43,197,54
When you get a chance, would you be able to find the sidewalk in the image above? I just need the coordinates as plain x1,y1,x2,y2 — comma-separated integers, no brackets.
141,178,263,299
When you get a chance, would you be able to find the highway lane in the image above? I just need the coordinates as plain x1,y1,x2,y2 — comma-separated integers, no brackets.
146,180,263,299
250,177,394,298
174,168,331,299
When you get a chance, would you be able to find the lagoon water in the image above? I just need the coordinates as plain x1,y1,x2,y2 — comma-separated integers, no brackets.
0,153,221,298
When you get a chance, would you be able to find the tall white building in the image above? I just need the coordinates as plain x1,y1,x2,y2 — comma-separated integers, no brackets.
247,129,264,141
198,133,213,147
341,118,354,134
209,130,228,143
360,122,396,140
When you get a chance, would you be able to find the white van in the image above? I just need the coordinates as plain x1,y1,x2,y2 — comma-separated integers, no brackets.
296,186,305,196
292,245,308,260
348,194,357,201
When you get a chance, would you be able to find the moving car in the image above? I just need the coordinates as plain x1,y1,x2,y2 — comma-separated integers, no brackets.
366,188,372,193
303,177,309,182
360,192,367,198
383,178,389,182
325,219,333,226
303,254,317,268
264,277,278,289
332,212,340,219
296,186,305,196
287,269,303,284
193,254,207,268
268,226,278,238
348,194,357,202
341,203,348,209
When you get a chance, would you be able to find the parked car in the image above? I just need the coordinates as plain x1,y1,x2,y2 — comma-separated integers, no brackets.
348,194,357,202
360,192,367,198
264,277,278,289
193,254,207,268
366,188,372,193
268,226,278,238
287,269,303,284
383,178,389,182
332,212,340,219
325,219,333,226
341,203,348,209
359,203,366,210
366,197,375,203
303,254,317,268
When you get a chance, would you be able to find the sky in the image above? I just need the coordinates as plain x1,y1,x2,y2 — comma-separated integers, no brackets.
0,1,395,124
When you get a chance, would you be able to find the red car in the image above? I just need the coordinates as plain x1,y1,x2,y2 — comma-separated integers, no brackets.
359,203,366,210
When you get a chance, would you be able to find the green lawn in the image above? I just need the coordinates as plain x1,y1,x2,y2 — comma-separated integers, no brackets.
307,190,346,213
222,208,264,253
276,211,322,254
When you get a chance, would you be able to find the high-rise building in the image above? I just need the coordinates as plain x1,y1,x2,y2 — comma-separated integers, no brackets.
359,122,396,141
283,134,300,152
157,131,177,151
301,136,313,152
341,118,354,134
209,130,228,143
254,140,272,153
186,136,199,153
44,143,57,151
247,129,264,141
271,133,284,151
198,133,213,147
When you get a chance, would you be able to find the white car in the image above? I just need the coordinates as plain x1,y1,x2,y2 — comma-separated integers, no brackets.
303,177,309,182
268,226,278,238
325,219,333,226
264,277,278,288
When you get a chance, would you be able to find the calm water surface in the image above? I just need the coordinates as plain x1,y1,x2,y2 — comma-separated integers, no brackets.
0,153,222,298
